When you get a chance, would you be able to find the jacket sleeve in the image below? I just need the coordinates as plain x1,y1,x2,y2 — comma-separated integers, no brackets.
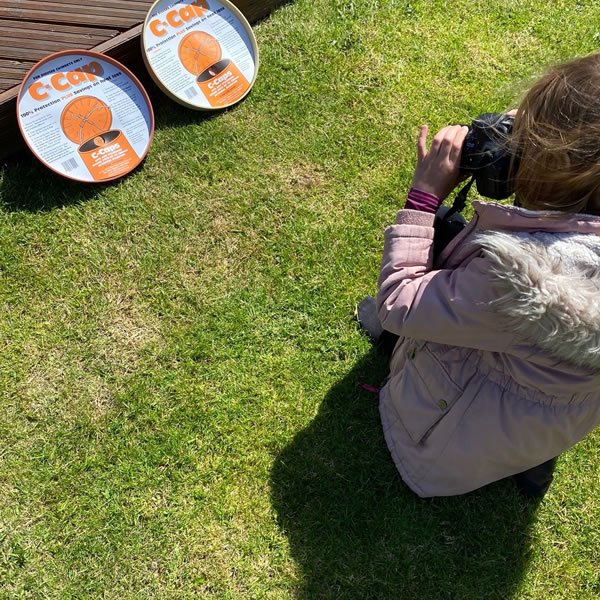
376,209,515,352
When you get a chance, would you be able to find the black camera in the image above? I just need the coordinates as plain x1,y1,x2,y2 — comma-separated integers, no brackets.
459,112,516,200
433,113,517,260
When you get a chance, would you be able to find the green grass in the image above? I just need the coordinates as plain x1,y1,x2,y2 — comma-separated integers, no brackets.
1,0,600,597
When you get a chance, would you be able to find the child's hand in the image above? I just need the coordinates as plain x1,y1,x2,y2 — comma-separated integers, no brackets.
411,125,469,201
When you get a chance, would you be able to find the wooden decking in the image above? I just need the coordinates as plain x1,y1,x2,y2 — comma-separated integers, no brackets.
0,0,283,158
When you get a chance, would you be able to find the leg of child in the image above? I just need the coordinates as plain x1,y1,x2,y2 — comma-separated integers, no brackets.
513,457,557,498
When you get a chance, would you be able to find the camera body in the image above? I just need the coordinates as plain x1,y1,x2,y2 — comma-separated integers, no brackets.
434,113,517,259
459,112,516,200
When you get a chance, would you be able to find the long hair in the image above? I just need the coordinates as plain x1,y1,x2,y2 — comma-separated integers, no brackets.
511,52,600,213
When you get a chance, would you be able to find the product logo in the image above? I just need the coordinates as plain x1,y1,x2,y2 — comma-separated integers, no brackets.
149,0,209,37
208,70,232,88
92,143,121,159
28,61,104,101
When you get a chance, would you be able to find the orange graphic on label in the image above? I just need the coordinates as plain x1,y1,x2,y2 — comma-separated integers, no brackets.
61,96,112,145
196,59,250,108
60,96,139,181
177,33,250,108
178,31,222,76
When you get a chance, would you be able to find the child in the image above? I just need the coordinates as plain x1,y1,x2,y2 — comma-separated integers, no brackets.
374,52,600,498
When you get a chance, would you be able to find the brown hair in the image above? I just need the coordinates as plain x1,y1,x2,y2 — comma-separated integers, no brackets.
510,52,600,213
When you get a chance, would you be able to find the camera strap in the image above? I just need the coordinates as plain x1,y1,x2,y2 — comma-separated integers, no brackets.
444,176,475,220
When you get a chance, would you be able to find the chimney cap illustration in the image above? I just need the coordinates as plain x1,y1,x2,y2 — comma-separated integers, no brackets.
179,31,222,76
61,96,113,146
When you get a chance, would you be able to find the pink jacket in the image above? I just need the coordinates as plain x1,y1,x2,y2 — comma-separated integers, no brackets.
377,200,600,497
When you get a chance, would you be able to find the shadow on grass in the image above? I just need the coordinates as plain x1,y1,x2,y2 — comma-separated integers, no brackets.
271,348,540,600
0,152,112,213
146,79,249,131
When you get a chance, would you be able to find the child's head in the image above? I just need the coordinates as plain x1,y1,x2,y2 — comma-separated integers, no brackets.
511,52,600,213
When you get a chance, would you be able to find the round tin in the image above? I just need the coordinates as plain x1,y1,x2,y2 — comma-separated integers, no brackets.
142,0,259,110
17,50,154,183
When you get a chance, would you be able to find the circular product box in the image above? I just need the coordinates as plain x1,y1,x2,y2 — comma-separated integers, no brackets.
17,50,155,183
142,0,259,110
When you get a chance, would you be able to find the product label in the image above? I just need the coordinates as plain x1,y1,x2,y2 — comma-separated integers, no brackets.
143,0,257,109
18,52,153,182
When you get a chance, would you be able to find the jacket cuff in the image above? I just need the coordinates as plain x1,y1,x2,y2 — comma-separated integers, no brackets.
395,209,436,227
404,188,440,213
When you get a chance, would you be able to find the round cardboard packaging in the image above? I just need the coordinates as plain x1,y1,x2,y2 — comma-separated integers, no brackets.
142,0,259,110
17,50,154,183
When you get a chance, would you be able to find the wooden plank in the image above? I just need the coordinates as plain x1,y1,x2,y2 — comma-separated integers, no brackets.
0,2,149,29
0,0,150,12
0,29,112,45
0,60,35,74
0,36,104,53
0,19,119,38
0,69,32,79
0,46,60,61
0,26,116,45
0,59,36,72
4,0,153,8
0,11,131,29
0,72,30,83
0,76,24,86
0,2,150,16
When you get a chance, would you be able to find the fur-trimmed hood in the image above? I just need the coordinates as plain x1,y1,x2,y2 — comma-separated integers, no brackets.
476,229,600,371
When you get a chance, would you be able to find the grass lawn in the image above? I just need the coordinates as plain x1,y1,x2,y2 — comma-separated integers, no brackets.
1,0,600,598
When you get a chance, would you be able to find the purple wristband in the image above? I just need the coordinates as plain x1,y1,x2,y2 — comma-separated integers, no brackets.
404,188,440,214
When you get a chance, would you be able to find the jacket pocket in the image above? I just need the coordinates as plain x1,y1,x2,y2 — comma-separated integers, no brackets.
388,345,463,444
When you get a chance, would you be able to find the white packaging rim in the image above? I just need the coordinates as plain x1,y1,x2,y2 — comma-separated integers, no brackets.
17,49,155,183
142,0,259,110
